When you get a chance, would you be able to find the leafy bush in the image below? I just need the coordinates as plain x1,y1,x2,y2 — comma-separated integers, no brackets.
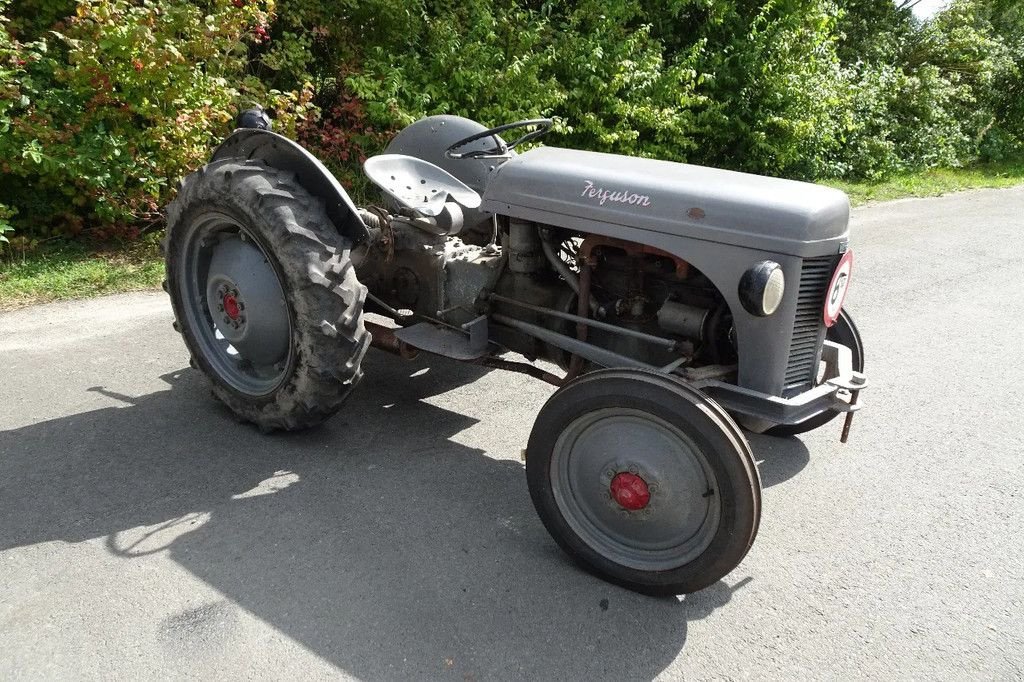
0,0,1021,246
0,203,15,251
344,1,708,160
296,86,391,202
0,0,312,242
681,0,853,179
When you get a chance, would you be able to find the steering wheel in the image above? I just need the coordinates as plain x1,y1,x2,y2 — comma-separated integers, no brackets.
445,119,554,160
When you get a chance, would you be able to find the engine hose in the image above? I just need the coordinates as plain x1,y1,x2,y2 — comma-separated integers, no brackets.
539,231,599,314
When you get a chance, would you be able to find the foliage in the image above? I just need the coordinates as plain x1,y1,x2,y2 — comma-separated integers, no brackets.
296,86,391,201
0,203,15,250
0,0,1021,246
835,0,1022,177
0,0,313,241
680,0,852,179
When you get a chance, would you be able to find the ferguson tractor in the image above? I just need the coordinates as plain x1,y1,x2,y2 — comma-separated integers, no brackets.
164,114,867,595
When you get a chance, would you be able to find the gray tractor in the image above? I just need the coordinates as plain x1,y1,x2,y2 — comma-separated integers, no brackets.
164,114,867,595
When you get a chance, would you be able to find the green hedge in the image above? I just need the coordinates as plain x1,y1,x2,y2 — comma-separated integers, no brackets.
1,0,1021,248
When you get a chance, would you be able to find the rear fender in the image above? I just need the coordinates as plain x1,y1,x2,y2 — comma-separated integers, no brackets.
211,129,368,244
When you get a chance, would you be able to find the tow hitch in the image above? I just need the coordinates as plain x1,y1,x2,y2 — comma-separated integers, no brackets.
828,371,868,443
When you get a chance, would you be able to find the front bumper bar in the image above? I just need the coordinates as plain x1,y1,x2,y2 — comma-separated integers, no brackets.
691,340,867,432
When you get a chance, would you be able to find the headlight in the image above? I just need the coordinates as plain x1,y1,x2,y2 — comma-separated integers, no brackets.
738,261,785,317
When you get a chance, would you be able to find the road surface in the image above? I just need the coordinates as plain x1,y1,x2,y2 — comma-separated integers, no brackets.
1,187,1022,679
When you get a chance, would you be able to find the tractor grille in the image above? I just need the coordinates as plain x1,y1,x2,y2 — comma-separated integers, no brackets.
783,255,837,391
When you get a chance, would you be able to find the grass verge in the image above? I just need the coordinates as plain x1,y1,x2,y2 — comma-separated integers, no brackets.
825,158,1024,205
0,237,163,311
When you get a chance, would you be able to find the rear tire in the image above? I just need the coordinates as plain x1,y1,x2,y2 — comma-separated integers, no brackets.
526,369,761,596
164,159,369,431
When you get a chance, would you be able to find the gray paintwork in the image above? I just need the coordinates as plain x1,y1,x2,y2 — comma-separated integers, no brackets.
384,115,508,236
540,207,804,406
475,147,852,413
364,154,481,217
481,146,850,257
211,124,851,414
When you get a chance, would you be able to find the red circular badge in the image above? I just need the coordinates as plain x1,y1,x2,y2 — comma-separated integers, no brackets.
609,472,650,511
824,250,853,327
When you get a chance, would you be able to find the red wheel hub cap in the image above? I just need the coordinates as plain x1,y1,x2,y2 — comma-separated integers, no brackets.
223,293,241,320
610,472,650,511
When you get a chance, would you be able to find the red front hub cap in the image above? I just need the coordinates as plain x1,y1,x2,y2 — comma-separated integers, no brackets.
610,472,650,511
223,293,241,320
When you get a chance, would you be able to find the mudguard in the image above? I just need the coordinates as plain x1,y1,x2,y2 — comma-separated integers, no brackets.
211,129,368,244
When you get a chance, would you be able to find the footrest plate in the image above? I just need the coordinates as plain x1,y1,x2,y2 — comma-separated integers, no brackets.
393,320,488,361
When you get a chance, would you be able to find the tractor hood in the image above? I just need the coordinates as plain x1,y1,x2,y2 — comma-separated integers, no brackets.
480,147,850,255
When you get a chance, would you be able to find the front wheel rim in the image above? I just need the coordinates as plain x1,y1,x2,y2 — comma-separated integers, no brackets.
178,211,293,397
550,407,722,571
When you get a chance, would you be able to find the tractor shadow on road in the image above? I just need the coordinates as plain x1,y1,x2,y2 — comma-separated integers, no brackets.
0,351,808,680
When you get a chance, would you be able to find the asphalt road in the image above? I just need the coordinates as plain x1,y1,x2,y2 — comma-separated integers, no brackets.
1,187,1022,680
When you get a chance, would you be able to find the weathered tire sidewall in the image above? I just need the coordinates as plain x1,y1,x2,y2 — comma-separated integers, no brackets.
766,308,864,437
526,369,761,596
165,159,369,430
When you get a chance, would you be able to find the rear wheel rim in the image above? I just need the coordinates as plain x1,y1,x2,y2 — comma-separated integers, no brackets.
550,407,722,571
178,211,293,397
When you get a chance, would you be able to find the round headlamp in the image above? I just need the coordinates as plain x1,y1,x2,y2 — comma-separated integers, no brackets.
739,261,785,317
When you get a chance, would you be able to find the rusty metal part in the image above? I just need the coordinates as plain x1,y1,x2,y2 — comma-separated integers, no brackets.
838,372,867,443
840,393,858,443
365,321,419,359
564,250,595,382
473,356,563,386
362,205,395,262
578,234,690,279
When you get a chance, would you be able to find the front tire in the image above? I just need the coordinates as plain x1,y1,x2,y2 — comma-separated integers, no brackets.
164,159,369,431
526,369,761,596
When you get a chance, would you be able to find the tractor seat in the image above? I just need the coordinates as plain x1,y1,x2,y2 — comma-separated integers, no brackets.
364,154,482,218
